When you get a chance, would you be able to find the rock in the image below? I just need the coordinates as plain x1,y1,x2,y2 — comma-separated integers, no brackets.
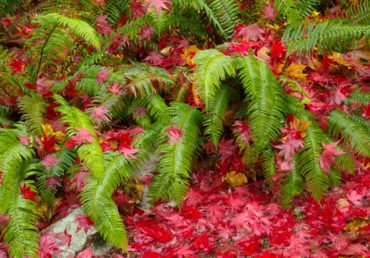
42,208,111,258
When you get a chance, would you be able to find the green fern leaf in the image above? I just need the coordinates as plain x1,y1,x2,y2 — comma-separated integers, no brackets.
328,110,370,157
149,103,202,205
235,54,286,162
203,85,235,147
193,49,235,108
18,95,46,136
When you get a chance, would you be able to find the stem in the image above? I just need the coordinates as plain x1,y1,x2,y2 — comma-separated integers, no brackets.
34,24,57,83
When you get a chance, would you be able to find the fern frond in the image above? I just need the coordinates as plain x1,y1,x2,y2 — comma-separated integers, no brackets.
0,129,34,214
0,130,39,257
81,152,131,250
235,54,286,162
262,147,277,187
149,103,202,205
274,0,301,26
18,95,46,136
280,156,304,207
34,13,101,49
328,110,370,157
209,0,241,38
203,85,235,147
122,64,174,97
3,189,39,258
346,0,370,24
193,49,235,108
297,118,329,201
54,95,105,180
283,20,370,56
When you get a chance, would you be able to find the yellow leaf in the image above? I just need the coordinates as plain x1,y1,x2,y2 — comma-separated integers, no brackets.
257,47,271,63
328,52,352,68
285,63,307,80
289,116,311,138
181,45,200,66
266,23,280,31
42,124,55,137
224,171,248,187
312,10,320,18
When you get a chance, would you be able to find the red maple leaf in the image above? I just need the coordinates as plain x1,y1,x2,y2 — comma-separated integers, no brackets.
218,138,238,162
75,214,94,233
270,40,286,60
96,15,113,35
319,141,345,172
91,105,110,123
145,0,171,15
76,247,95,258
167,125,183,144
275,136,304,161
20,183,37,201
141,225,173,242
118,131,139,158
362,103,370,119
65,128,94,149
96,69,110,83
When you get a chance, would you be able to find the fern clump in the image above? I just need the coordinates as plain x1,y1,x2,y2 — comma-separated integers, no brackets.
0,0,369,255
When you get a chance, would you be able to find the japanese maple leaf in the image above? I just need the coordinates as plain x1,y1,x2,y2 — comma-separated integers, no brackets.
117,131,139,158
319,141,345,172
167,125,183,144
234,24,264,41
42,154,59,170
218,138,238,162
145,0,171,15
362,103,370,119
66,128,94,149
263,2,277,20
96,69,110,83
144,52,165,66
108,82,123,95
96,15,113,35
184,188,203,207
40,132,58,153
91,105,110,123
0,17,12,28
139,25,154,40
72,171,88,191
20,183,37,201
76,247,95,258
141,225,173,242
45,176,60,190
18,135,30,145
234,120,252,143
207,204,225,224
275,136,304,161
271,40,286,60
75,214,94,233
9,58,24,74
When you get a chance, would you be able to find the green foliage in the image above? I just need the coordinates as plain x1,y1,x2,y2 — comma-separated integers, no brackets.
0,128,39,257
297,118,329,201
283,19,370,56
193,49,235,107
235,54,286,162
54,95,105,179
18,95,46,136
203,85,235,147
149,103,202,205
279,156,304,207
81,152,131,250
328,110,370,157
26,12,100,80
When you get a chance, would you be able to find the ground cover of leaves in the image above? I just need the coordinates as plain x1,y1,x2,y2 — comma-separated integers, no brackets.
122,169,369,257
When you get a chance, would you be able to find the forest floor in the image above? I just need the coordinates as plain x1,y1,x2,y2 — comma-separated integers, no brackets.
122,169,369,257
